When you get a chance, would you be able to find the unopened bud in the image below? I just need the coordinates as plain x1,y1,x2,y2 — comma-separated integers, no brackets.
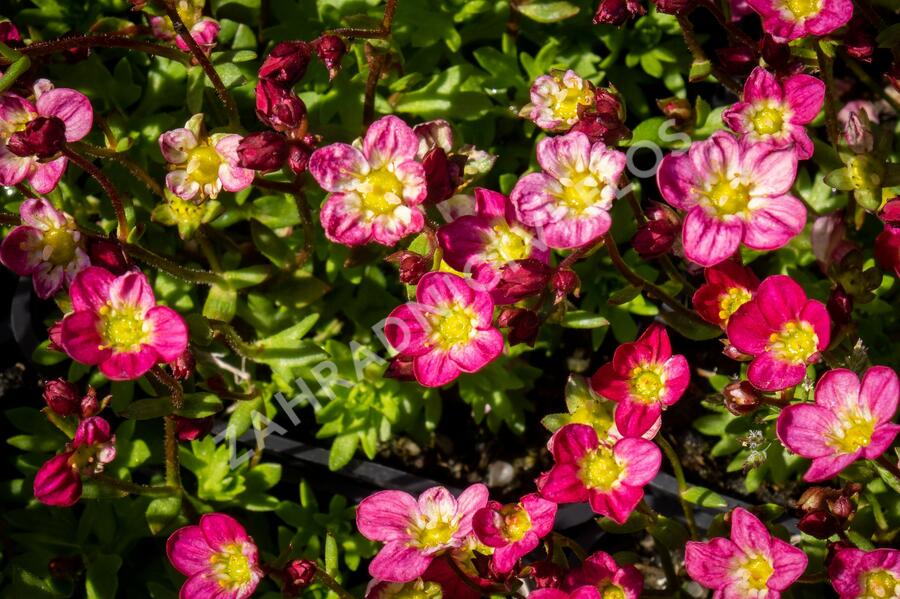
422,147,461,204
313,35,346,80
169,348,195,381
384,355,415,381
798,510,840,539
723,380,761,415
237,131,288,172
827,286,853,326
259,41,311,85
657,97,693,126
498,308,541,347
80,387,100,417
7,116,67,158
283,559,317,596
492,259,552,304
386,250,432,285
43,378,81,416
173,416,214,442
551,269,580,304
633,204,680,259
592,0,646,26
255,80,307,132
716,45,757,76
287,136,317,175
88,238,129,275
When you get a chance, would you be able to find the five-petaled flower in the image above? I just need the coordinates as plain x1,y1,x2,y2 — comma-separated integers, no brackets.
692,259,760,328
356,484,489,583
59,266,189,381
563,550,643,599
384,272,504,387
166,513,263,599
159,114,254,201
537,423,661,525
657,131,805,267
828,547,900,599
0,83,93,193
777,366,899,481
723,66,825,160
511,130,626,249
525,70,596,132
309,115,427,247
590,324,690,438
746,0,852,42
727,275,830,391
685,507,808,598
472,493,557,574
0,198,89,299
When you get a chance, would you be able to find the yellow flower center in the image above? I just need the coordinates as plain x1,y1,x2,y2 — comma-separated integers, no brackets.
783,0,821,19
428,304,477,350
861,569,900,599
42,226,78,266
99,303,149,353
831,414,875,454
570,399,616,437
767,320,818,364
499,504,532,542
629,363,666,404
600,583,626,599
557,172,603,215
409,518,458,550
750,106,785,137
706,177,752,218
185,145,223,187
387,581,443,599
484,221,534,264
552,82,594,122
210,543,254,590
578,447,623,491
740,554,774,591
718,287,753,323
360,167,405,216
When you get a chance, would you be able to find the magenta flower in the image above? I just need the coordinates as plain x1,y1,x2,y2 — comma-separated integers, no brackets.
564,551,643,599
149,0,220,53
685,507,808,598
59,266,189,381
524,70,595,132
166,513,263,599
537,423,661,525
356,484,489,583
159,114,254,201
438,188,549,303
511,131,626,249
384,272,504,387
590,324,690,438
746,0,852,42
309,115,427,247
727,275,830,391
657,131,805,267
692,259,760,328
0,85,93,193
828,547,900,599
33,416,116,507
472,493,557,574
777,366,899,481
723,67,825,160
0,198,89,299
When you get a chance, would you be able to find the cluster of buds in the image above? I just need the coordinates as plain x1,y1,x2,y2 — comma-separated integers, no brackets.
43,379,105,419
796,484,860,539
593,0,645,26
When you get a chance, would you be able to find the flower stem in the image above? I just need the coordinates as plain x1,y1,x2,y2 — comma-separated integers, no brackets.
0,211,19,227
360,0,399,126
207,319,263,359
62,147,129,242
325,0,398,39
71,141,165,199
313,569,355,599
93,474,176,497
876,454,900,479
151,365,184,410
158,0,241,128
654,534,680,593
16,34,189,63
0,43,31,93
675,14,741,96
657,435,700,539
123,241,225,286
814,41,840,151
163,415,182,490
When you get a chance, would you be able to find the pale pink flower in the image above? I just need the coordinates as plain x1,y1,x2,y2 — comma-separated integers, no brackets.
746,0,852,41
525,70,595,132
150,0,220,53
828,547,900,599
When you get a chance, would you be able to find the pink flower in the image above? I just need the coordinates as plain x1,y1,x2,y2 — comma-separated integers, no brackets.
727,275,830,391
0,86,93,193
356,484,489,583
777,366,899,481
747,0,852,42
828,547,900,599
511,131,626,249
537,423,661,525
365,579,443,598
685,507,808,598
59,266,189,381
723,67,825,160
691,259,760,328
149,0,220,54
33,416,116,507
0,198,89,299
309,115,427,247
531,589,603,599
166,513,263,599
472,493,557,573
384,272,504,387
525,70,596,132
159,114,254,201
657,131,805,266
563,551,643,599
590,324,690,438
437,188,549,303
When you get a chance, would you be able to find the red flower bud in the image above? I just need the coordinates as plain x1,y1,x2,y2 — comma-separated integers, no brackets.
723,380,761,415
498,308,541,347
169,348,195,381
798,510,840,539
87,238,129,275
827,286,853,326
716,45,758,76
313,35,346,80
759,35,799,75
880,198,900,228
571,88,629,145
259,41,312,85
237,131,288,172
43,378,81,416
528,561,563,589
173,416,214,442
550,269,580,304
283,559,317,596
7,116,67,158
592,0,646,25
493,259,553,304
844,16,874,63
0,21,22,45
422,147,461,203
828,495,854,520
654,0,693,15
80,387,100,417
386,250,432,285
633,202,680,259
255,80,307,132
384,355,415,381
657,96,693,126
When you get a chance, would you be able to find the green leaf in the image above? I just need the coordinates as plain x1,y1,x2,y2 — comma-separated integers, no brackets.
598,511,653,533
178,393,224,418
515,1,580,23
607,285,642,306
328,434,359,471
120,397,173,420
85,554,122,599
203,284,238,322
648,515,689,550
873,460,900,494
561,311,610,329
145,495,182,535
689,58,711,82
660,311,723,341
681,485,728,508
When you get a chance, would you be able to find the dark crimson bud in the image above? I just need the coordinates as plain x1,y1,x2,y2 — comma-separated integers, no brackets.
88,238,129,275
0,21,22,45
571,88,629,145
80,386,100,417
593,0,646,25
255,80,307,132
169,347,195,381
282,559,317,596
498,308,541,347
844,16,874,62
798,486,840,512
633,202,680,259
386,250,432,285
759,35,799,75
422,147,460,203
313,35,346,80
43,378,81,416
798,510,840,539
259,41,312,85
654,0,693,14
716,45,757,76
550,269,580,304
723,380,761,415
828,495,853,520
173,416,214,442
493,259,553,304
528,561,563,589
48,555,83,580
827,286,853,326
286,139,314,175
237,131,288,172
384,355,415,381
7,116,67,158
